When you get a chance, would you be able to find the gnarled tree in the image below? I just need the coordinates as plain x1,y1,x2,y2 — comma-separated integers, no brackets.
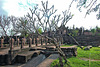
24,1,73,64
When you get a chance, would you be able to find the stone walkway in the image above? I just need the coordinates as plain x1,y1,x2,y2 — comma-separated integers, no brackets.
21,54,46,67
80,58,100,61
37,54,59,67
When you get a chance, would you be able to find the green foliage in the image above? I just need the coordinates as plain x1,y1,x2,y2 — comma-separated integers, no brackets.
50,58,59,67
25,34,29,38
67,57,89,67
72,14,74,17
71,30,79,36
90,61,100,67
90,29,96,35
38,28,43,34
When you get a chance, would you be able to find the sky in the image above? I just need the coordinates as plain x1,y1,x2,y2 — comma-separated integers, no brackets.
0,0,100,29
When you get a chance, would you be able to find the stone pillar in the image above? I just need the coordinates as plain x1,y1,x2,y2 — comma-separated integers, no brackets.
23,38,26,45
36,38,39,46
45,38,48,45
41,37,43,45
9,38,14,50
0,39,4,48
21,39,23,49
29,38,32,47
17,38,20,46
33,38,35,44
21,38,26,49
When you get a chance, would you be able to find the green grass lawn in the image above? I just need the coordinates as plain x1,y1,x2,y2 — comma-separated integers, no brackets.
77,47,100,60
51,45,100,67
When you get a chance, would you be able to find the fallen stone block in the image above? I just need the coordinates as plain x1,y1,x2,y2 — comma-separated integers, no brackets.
84,47,90,50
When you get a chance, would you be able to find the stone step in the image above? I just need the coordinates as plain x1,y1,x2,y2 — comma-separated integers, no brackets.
21,54,46,67
37,54,59,67
16,50,41,63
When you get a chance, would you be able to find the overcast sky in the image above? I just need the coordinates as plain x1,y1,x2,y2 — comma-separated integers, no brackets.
0,0,100,29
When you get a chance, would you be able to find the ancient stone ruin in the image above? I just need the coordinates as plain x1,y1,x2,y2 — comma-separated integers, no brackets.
0,36,77,66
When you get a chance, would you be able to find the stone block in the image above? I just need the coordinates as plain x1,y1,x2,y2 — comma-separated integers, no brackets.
16,51,41,63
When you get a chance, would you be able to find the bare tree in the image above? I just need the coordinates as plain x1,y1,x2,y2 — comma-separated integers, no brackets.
74,0,100,19
21,1,74,64
11,15,36,37
0,15,11,37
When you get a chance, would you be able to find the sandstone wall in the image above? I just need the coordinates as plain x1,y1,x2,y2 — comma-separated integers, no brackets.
63,35,100,46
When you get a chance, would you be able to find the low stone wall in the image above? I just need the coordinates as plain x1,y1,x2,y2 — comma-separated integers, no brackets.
45,46,77,57
63,35,100,46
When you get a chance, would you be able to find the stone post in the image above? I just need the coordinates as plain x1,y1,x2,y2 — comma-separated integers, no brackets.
36,38,39,46
21,38,26,49
21,38,23,49
45,38,48,45
33,38,35,44
9,38,14,51
0,38,4,48
29,38,32,47
41,37,43,45
23,38,26,45
17,38,20,46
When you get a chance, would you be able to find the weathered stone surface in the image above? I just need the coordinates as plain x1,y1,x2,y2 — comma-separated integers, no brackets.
21,38,26,49
84,47,90,50
9,38,15,50
0,45,77,66
37,54,59,67
17,38,20,46
98,45,100,47
0,39,4,48
16,51,41,63
22,54,46,67
29,38,32,47
45,46,56,51
80,46,84,49
88,45,92,48
61,46,77,57
63,35,100,47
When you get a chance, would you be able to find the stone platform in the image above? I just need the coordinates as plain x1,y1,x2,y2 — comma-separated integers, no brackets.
0,45,77,66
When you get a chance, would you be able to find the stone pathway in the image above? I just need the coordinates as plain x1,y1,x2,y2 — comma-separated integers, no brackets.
21,54,46,67
37,54,59,67
80,58,100,61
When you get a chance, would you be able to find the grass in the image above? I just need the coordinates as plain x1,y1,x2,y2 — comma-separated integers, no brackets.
61,44,74,47
77,47,100,60
51,45,100,67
